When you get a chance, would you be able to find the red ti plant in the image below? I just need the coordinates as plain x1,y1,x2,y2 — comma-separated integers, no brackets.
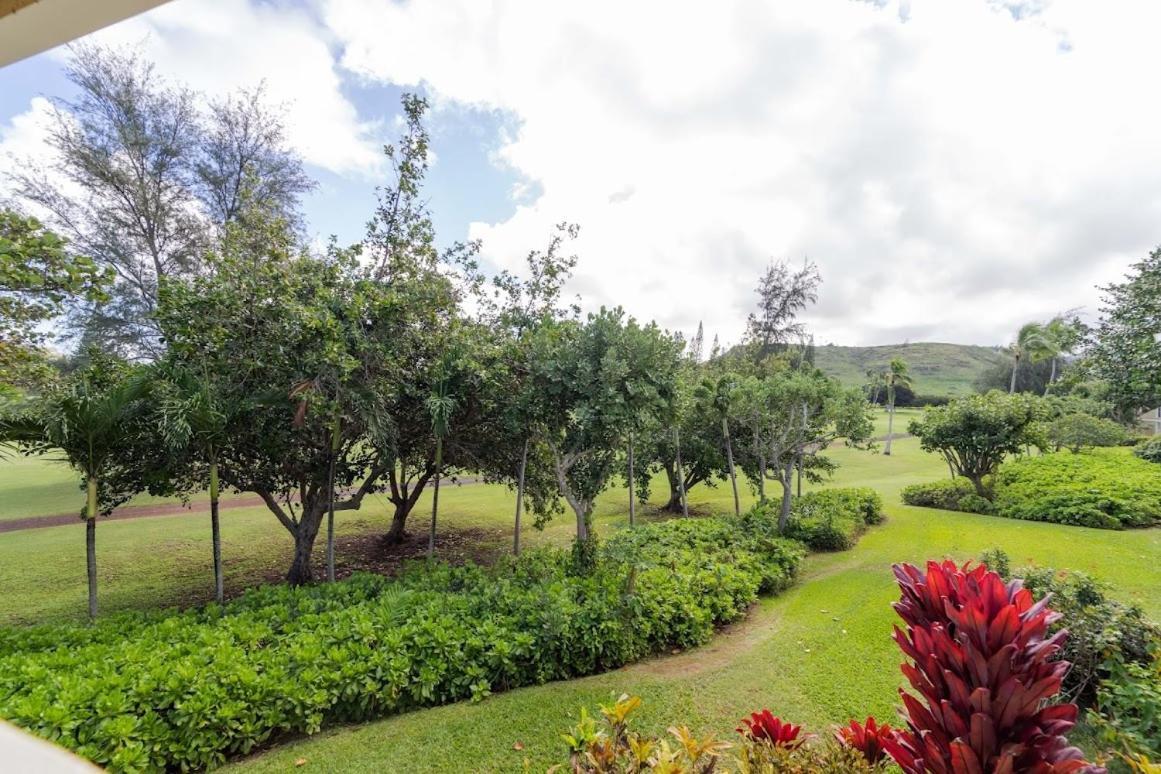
836,716,896,765
737,710,806,749
883,560,1102,774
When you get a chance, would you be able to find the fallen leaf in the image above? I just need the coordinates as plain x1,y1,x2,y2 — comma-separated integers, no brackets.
294,759,307,767
513,741,525,751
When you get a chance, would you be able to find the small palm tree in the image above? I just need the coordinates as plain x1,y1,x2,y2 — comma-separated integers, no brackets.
1,367,145,618
1008,322,1051,394
883,358,912,456
425,381,457,559
1040,316,1082,394
153,364,231,604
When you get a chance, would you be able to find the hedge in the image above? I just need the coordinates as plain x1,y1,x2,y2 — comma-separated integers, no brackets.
1135,436,1161,464
748,487,885,551
0,512,807,773
901,478,994,515
993,448,1161,529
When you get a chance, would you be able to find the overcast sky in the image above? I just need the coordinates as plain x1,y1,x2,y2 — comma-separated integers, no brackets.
2,0,1159,348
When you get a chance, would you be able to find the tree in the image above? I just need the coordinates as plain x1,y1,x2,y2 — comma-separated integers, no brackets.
424,358,458,559
1088,246,1161,420
1047,413,1127,453
1006,322,1052,394
10,44,311,357
0,356,146,617
735,368,874,530
529,308,682,553
908,392,1048,497
744,259,820,359
1040,315,1085,394
882,358,912,456
0,210,111,389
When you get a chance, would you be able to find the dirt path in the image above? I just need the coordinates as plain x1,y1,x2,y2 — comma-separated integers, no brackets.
0,477,483,535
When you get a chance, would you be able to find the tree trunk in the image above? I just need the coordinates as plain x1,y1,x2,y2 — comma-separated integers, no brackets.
326,454,336,582
209,460,223,604
673,427,689,518
884,399,896,455
514,438,528,554
428,437,442,559
627,434,636,527
86,477,97,620
1009,354,1020,393
286,506,326,585
385,503,410,546
1045,358,1057,396
777,460,795,533
967,474,988,498
723,417,740,517
796,453,803,496
662,460,684,513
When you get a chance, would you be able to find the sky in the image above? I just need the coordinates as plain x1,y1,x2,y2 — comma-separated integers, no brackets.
2,0,1160,349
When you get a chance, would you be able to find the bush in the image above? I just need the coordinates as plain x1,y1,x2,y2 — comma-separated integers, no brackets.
1134,436,1161,464
993,448,1161,529
1048,413,1130,452
751,487,885,551
0,515,804,773
900,478,994,514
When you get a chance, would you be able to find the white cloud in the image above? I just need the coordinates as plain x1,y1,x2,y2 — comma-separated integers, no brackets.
75,0,382,176
321,0,1161,346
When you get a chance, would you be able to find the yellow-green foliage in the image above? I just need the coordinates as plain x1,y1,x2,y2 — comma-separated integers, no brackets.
994,449,1161,529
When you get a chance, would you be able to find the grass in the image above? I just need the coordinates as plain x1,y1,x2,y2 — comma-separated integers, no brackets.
3,436,1158,771
814,342,1005,396
220,437,1161,773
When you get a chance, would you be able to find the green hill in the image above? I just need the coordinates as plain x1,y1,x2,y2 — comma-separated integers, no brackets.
814,342,1004,396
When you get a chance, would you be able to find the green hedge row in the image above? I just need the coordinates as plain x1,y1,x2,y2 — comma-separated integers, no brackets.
993,448,1161,529
0,511,807,773
746,487,885,551
901,478,994,515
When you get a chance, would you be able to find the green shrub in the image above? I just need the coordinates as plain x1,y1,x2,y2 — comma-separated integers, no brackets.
977,546,1011,578
1048,413,1130,452
993,448,1161,529
773,487,885,551
900,478,993,514
1134,436,1161,464
0,514,804,773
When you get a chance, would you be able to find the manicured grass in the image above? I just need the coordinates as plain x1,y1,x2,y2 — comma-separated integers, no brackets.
225,437,1161,773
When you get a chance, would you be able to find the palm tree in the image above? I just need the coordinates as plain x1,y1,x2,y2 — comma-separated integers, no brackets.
1040,316,1082,395
1,368,145,618
153,364,232,604
1008,322,1051,394
883,358,912,456
425,381,456,559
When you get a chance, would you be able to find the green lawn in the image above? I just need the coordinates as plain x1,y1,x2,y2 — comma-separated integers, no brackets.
221,437,1161,773
3,437,1158,771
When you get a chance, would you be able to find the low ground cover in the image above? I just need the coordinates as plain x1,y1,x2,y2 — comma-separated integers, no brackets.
0,500,829,772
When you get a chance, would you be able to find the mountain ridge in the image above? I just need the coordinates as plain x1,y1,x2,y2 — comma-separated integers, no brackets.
813,341,1005,396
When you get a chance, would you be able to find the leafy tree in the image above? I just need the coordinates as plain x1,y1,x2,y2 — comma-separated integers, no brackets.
0,356,146,617
10,44,311,357
1047,413,1128,453
744,259,820,360
735,368,873,530
1088,246,1161,420
529,308,682,551
0,210,111,389
908,392,1049,497
882,358,912,456
1040,314,1085,394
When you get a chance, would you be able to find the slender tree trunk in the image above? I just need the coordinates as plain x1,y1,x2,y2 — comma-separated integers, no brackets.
86,477,97,620
777,460,795,533
428,437,442,560
723,417,740,517
514,438,528,554
1009,354,1020,393
673,427,688,517
627,433,636,527
885,398,896,455
1045,358,1057,396
753,420,767,503
209,459,223,604
326,454,336,582
796,453,803,496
